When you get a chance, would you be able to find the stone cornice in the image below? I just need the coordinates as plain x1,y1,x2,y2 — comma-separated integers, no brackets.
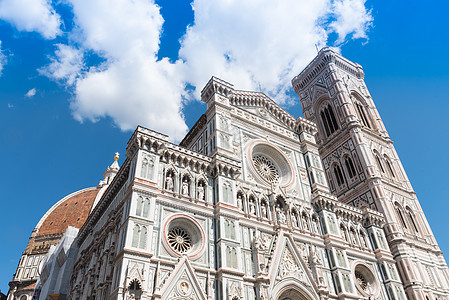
292,47,364,94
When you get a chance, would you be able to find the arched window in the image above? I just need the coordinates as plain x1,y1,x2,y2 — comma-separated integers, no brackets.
395,203,407,230
142,199,149,218
406,207,419,233
320,104,339,137
226,247,231,267
355,102,371,128
139,226,147,249
384,156,396,178
132,224,146,249
136,197,143,216
333,164,345,187
231,248,238,268
132,225,140,247
344,156,357,179
374,154,385,174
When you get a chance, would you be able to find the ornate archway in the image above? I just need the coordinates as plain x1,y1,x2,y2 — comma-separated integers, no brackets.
278,288,308,300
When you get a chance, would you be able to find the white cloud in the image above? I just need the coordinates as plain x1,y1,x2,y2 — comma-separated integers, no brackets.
0,40,6,75
25,88,37,98
40,0,373,141
0,0,61,39
330,0,373,44
39,44,84,85
7,103,13,108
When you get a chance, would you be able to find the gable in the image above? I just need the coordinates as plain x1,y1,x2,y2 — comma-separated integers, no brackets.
159,256,207,300
229,90,297,131
267,233,319,299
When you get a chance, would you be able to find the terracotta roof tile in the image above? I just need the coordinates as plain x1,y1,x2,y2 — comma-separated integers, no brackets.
37,188,100,236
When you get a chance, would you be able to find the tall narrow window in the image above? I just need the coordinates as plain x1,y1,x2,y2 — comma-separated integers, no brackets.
320,104,339,137
139,227,147,249
321,111,331,137
344,156,357,179
142,199,149,218
395,203,407,230
384,156,396,178
132,225,140,247
334,165,345,186
375,154,385,174
356,103,371,128
406,207,419,233
136,197,143,216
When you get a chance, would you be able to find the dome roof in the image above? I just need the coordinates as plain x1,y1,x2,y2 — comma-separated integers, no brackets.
35,187,102,237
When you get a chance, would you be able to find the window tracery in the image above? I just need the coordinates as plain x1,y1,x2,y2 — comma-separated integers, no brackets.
320,103,339,137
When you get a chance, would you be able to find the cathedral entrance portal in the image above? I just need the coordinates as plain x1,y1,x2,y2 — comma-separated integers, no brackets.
277,289,307,300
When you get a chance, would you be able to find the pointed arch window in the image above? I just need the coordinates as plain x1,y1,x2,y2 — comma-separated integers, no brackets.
333,164,345,187
406,207,419,233
344,156,357,179
395,203,407,230
375,154,385,174
384,156,396,178
355,102,371,128
132,224,147,249
320,104,339,137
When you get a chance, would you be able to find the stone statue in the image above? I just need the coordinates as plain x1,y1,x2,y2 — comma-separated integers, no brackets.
197,184,205,200
182,179,189,196
291,213,297,227
261,204,267,218
165,174,174,191
237,194,243,210
277,206,286,223
249,200,256,215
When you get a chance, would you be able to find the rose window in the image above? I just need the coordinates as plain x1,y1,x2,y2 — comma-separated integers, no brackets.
355,270,368,291
168,227,192,253
252,154,280,184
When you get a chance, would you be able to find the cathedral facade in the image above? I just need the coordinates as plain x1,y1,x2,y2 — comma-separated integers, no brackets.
8,48,449,300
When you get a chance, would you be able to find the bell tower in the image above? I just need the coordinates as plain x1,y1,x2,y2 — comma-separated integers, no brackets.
292,47,449,299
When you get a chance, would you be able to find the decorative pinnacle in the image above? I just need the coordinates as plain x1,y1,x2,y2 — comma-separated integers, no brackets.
114,152,119,161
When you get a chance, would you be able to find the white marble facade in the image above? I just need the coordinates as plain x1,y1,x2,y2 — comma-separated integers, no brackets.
31,49,449,300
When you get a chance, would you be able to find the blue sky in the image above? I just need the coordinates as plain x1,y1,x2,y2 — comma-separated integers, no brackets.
1,0,448,293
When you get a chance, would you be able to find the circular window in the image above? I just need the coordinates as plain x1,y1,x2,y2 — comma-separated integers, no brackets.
248,142,293,187
163,214,205,259
168,227,192,253
353,264,379,297
252,154,280,184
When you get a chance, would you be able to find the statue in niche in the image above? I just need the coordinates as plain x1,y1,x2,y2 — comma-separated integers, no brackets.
165,173,174,191
237,194,243,210
197,183,205,200
249,199,256,215
182,179,189,196
261,204,267,219
291,213,297,227
302,214,309,230
276,206,286,224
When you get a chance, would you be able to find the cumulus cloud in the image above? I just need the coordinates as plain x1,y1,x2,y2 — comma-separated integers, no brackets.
39,44,84,85
0,0,61,39
25,88,37,98
40,0,373,141
330,0,373,44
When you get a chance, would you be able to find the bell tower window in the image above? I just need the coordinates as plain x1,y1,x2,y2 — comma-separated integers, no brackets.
355,102,371,128
320,104,339,137
344,156,357,179
333,164,345,187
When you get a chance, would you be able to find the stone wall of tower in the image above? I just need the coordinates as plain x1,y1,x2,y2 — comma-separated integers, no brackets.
293,47,449,299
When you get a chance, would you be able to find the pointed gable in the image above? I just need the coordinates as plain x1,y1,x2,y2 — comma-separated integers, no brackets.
159,256,207,300
267,233,319,299
229,90,298,131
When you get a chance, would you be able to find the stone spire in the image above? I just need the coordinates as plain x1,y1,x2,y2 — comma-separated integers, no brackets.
98,152,120,187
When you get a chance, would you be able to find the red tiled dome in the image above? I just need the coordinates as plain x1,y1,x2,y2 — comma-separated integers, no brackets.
36,187,101,236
